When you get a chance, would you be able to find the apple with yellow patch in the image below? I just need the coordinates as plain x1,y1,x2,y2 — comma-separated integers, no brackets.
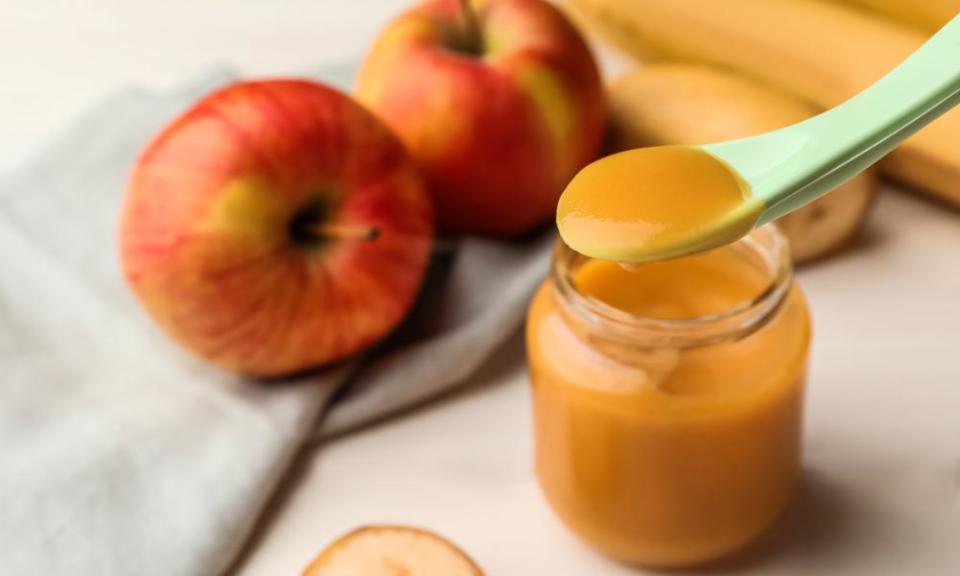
357,0,605,236
120,80,433,376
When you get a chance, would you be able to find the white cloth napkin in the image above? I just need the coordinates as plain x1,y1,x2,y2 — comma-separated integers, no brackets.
0,65,551,575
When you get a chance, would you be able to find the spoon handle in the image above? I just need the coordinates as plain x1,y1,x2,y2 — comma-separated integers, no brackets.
707,15,960,223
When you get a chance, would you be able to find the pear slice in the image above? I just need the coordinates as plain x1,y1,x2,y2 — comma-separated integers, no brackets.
303,525,483,576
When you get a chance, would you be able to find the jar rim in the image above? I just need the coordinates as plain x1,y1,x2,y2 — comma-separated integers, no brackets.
551,225,794,348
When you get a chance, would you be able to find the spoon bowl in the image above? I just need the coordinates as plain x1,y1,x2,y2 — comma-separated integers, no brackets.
557,146,763,262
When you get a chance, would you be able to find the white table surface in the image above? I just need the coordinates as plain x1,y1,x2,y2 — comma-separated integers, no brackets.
5,2,960,575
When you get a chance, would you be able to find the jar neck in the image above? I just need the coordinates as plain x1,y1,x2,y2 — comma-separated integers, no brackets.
551,225,794,350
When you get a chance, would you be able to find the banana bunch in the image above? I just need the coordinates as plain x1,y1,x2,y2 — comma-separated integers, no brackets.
607,64,878,264
564,0,960,261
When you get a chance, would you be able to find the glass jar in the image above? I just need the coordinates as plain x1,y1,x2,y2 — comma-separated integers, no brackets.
526,226,811,568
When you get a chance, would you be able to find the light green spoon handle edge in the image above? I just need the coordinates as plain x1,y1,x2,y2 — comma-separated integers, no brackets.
704,14,960,225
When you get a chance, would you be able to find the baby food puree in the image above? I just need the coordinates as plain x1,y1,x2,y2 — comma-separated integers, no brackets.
556,146,761,263
527,226,810,566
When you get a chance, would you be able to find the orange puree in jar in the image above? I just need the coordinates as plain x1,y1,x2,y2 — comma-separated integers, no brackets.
527,227,810,567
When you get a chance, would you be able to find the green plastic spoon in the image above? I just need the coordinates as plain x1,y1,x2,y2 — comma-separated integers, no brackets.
558,14,960,263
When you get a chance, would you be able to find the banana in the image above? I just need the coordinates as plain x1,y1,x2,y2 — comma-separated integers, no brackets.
303,525,483,576
840,0,959,31
607,64,878,264
564,0,960,208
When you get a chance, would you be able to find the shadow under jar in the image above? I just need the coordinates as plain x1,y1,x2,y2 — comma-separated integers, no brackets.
527,226,811,568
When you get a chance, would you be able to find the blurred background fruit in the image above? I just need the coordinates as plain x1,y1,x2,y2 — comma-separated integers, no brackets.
841,0,960,31
357,0,605,237
607,64,878,264
563,0,960,210
120,80,434,376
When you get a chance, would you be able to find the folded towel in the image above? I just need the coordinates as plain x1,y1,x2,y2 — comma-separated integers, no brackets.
0,65,551,575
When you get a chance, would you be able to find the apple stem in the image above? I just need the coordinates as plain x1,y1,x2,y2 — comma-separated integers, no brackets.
309,223,381,242
458,0,482,54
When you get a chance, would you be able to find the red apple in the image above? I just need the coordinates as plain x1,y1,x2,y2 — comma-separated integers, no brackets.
356,0,605,237
120,80,434,377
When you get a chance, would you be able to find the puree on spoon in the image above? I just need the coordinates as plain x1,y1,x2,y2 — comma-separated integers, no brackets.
556,146,761,263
